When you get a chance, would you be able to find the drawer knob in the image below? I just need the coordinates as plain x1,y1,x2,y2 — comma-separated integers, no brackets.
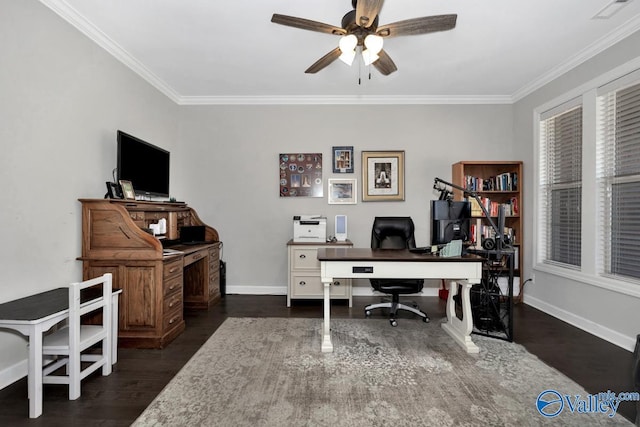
299,281,306,286
299,254,306,259
333,281,341,286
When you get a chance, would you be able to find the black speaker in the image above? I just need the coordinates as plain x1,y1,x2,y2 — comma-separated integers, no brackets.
219,260,226,297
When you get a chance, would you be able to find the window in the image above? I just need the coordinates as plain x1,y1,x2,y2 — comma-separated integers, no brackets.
598,79,640,282
539,103,582,268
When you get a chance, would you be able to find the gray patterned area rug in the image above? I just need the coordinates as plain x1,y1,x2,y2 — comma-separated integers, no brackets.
133,317,632,426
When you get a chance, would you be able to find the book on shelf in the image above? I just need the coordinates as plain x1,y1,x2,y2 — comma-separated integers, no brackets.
469,198,483,216
466,196,519,217
470,218,516,247
464,172,518,192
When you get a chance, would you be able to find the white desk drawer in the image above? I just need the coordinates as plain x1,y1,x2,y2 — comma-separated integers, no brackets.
290,247,320,270
290,275,349,298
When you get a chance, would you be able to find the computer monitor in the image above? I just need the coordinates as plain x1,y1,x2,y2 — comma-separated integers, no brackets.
431,200,471,246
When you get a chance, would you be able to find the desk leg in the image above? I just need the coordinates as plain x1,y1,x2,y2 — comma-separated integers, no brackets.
27,325,44,418
441,280,479,354
321,278,333,353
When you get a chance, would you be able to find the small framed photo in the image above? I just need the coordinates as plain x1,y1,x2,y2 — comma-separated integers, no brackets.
332,146,354,173
119,180,135,200
328,178,357,204
361,150,405,202
105,181,122,199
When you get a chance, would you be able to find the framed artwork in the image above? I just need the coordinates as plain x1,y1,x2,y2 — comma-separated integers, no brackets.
332,146,354,173
279,153,323,197
328,178,357,204
119,180,135,200
361,151,405,202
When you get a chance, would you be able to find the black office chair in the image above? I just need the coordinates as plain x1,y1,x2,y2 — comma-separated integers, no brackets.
364,217,430,327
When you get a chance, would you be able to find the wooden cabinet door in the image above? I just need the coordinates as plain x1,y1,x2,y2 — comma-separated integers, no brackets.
84,261,159,332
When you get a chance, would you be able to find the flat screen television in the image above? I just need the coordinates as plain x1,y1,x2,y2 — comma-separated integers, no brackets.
117,130,170,198
431,200,471,245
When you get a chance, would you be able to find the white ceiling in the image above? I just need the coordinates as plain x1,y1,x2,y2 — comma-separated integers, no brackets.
41,0,640,104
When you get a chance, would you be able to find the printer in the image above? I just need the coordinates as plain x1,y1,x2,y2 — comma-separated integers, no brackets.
293,215,327,242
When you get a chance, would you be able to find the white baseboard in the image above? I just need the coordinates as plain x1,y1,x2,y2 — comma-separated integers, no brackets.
524,294,635,352
0,359,27,391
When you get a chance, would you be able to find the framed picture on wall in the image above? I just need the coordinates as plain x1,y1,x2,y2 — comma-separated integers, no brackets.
119,180,136,200
361,151,405,202
279,153,323,197
328,178,357,204
332,146,354,173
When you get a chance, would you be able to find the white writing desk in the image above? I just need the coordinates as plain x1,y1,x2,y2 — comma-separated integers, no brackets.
318,248,483,354
0,288,121,418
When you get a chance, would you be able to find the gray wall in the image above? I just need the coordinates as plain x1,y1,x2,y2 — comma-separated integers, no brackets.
513,30,640,351
177,105,515,293
0,1,179,381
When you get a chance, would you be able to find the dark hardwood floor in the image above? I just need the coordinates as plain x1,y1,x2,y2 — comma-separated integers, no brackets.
0,295,636,426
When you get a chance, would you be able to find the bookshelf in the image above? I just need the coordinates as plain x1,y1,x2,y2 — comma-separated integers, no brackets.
452,161,523,302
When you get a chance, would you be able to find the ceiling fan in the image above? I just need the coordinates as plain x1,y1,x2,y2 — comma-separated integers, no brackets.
271,0,457,76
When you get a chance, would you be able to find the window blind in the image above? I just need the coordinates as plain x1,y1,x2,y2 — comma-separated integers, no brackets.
597,80,640,282
539,105,583,268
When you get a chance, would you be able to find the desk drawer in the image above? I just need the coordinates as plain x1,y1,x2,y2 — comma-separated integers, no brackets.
184,249,207,267
163,275,182,298
163,292,182,313
290,248,320,270
163,306,183,331
163,258,183,279
290,275,349,297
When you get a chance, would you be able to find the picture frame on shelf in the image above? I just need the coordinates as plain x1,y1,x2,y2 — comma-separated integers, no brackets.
332,146,354,173
361,150,405,202
119,180,135,200
328,178,357,204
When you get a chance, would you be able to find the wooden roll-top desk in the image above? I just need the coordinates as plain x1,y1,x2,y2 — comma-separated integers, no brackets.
78,199,221,349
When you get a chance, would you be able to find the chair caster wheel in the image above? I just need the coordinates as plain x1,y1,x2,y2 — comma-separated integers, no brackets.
390,319,398,327
365,310,371,317
423,317,430,323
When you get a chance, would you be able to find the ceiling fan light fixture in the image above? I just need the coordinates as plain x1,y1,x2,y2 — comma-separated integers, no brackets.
339,50,356,65
339,34,357,53
338,34,358,66
362,49,379,66
364,34,383,55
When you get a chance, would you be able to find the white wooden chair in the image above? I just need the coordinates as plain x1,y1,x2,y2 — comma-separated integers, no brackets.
41,273,112,400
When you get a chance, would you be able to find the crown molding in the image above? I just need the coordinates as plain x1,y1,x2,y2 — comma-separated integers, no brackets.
37,0,512,106
39,0,181,104
512,13,640,102
176,94,513,106
39,0,640,107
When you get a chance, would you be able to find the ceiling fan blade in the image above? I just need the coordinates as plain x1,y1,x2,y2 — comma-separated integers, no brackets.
271,14,346,36
376,14,457,38
305,47,342,74
372,49,397,75
355,0,384,28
